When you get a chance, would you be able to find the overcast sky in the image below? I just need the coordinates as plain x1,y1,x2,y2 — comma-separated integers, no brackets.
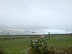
0,0,72,30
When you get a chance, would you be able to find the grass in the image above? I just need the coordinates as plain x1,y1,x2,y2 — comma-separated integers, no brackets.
47,36,72,49
0,35,72,54
0,39,30,54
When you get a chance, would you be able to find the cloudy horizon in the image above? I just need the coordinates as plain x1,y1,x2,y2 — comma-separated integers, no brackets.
0,0,72,32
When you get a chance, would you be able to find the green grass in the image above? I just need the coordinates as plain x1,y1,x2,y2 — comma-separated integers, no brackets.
0,39,30,54
0,35,72,54
47,36,72,49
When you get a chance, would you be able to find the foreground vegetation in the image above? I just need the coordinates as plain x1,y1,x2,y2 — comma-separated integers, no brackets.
0,34,72,54
28,37,72,54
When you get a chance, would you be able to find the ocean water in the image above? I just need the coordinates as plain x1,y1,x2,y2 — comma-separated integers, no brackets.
0,28,68,35
41,29,66,34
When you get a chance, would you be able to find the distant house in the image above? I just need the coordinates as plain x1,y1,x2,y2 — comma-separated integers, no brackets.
48,32,50,35
26,37,29,39
40,35,45,38
48,32,50,39
32,32,35,33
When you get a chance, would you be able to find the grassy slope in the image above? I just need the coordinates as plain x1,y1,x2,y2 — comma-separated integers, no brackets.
0,35,72,54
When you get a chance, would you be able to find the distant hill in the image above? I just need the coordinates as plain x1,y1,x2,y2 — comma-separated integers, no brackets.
0,25,49,35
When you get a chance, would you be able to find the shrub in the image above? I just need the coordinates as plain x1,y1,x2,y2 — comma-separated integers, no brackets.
0,46,5,54
28,38,55,54
26,37,72,54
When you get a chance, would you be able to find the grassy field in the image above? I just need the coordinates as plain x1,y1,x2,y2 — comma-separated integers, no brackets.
0,35,72,54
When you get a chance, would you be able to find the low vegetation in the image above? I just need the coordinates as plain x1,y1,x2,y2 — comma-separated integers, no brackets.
0,35,72,54
0,46,5,54
26,37,72,54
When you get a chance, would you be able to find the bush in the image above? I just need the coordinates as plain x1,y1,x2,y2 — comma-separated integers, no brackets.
28,38,54,54
0,46,5,54
26,37,72,54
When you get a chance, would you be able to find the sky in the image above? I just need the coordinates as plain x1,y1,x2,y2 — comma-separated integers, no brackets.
0,0,72,30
